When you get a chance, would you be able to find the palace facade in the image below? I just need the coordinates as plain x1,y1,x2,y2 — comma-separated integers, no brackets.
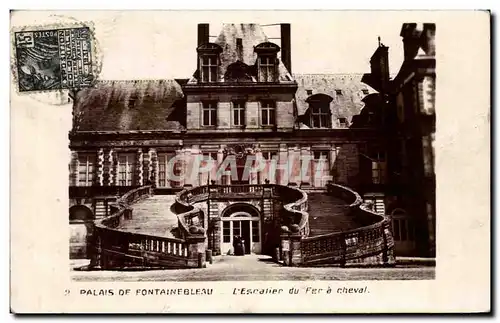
69,23,436,258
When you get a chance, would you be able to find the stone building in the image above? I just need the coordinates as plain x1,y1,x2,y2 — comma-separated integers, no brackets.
362,23,436,257
69,23,435,258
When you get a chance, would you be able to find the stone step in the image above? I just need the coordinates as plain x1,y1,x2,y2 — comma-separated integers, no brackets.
307,193,360,237
116,195,179,238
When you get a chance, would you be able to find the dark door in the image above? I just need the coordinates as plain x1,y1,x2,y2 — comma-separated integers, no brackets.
241,220,251,254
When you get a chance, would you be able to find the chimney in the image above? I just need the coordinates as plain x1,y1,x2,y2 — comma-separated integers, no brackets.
280,23,291,73
198,23,209,47
236,37,243,61
369,40,390,92
400,23,422,61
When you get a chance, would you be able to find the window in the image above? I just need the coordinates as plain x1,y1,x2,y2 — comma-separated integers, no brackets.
233,221,241,237
261,101,276,126
128,96,137,108
262,151,278,160
362,89,369,95
203,152,218,162
118,153,136,186
311,103,331,128
223,221,230,243
158,153,176,187
372,161,386,184
202,101,217,126
338,117,348,128
78,153,96,186
258,56,276,82
202,152,218,181
252,221,260,242
201,55,218,82
313,151,329,161
233,101,246,126
236,38,242,48
306,89,313,96
392,218,415,242
335,89,343,96
158,154,166,187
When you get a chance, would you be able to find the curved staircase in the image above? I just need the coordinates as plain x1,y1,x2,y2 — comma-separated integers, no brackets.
88,184,395,270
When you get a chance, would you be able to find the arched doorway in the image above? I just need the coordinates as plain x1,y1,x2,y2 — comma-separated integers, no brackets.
221,204,261,255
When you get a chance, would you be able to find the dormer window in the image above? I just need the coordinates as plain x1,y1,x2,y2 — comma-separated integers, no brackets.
255,42,280,83
201,55,218,82
306,93,333,129
311,103,331,128
338,117,349,128
128,96,137,109
197,43,223,83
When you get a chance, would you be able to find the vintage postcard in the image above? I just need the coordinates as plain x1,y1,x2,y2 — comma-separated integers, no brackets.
10,10,490,313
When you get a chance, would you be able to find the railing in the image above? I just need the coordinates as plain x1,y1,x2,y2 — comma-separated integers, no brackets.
282,183,395,267
92,185,206,269
174,183,310,246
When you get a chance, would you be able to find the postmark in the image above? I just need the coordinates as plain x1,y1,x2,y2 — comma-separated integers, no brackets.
14,27,94,92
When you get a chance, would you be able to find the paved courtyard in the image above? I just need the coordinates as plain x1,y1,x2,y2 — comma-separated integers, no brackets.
72,254,434,282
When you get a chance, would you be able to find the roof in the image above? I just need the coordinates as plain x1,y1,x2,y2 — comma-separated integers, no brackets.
72,80,184,132
293,73,376,122
188,24,293,83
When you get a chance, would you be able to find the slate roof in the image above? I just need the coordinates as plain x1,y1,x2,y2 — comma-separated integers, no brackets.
293,73,376,123
72,80,184,132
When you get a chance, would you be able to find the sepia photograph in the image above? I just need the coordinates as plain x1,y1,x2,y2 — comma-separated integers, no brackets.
9,10,489,313
66,19,436,282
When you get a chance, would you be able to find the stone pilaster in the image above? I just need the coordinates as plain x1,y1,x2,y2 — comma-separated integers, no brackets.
288,145,300,186
110,149,117,186
217,146,225,185
148,148,158,187
69,151,78,186
254,147,263,184
277,144,289,186
300,146,312,187
185,235,207,268
136,149,144,186
289,233,303,266
97,148,104,186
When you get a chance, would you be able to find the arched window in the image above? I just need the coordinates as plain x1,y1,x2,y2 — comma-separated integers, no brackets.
197,43,222,83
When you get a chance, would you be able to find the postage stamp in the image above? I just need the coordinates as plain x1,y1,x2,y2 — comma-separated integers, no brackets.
14,27,94,92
